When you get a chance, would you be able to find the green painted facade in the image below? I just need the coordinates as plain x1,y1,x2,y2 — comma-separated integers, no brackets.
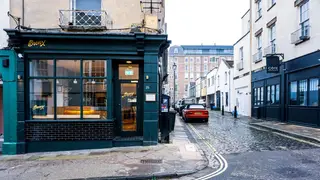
1,30,170,154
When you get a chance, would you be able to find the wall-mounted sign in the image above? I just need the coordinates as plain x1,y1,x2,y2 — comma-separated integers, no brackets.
28,40,46,47
266,55,280,73
125,69,134,76
145,93,156,102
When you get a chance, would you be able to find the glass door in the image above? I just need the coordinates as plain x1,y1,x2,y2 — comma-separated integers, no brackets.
120,83,137,133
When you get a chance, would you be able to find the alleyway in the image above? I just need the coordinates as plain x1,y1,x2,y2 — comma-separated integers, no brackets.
174,111,320,180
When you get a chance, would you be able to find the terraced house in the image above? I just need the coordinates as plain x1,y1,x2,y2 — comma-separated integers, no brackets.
0,0,170,154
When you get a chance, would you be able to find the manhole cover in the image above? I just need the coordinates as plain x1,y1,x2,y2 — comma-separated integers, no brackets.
140,159,163,164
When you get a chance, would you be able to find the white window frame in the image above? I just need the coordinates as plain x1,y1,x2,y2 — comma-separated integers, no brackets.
257,0,262,19
300,1,310,37
269,24,276,53
239,47,243,61
185,57,188,63
185,73,189,79
185,65,188,71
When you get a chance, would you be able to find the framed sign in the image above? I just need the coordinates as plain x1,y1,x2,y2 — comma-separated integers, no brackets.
145,93,156,102
266,55,280,73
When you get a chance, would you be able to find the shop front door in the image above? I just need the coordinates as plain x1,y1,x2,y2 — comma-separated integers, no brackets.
115,63,143,137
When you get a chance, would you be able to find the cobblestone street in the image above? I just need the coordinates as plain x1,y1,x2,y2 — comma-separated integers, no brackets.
174,111,320,180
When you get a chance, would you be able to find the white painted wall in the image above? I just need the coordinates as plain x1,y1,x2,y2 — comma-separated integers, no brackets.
206,68,217,95
251,0,320,71
0,0,10,48
215,61,233,112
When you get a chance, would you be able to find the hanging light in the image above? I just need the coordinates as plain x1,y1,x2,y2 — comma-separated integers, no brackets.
56,79,59,84
92,80,96,84
73,79,77,84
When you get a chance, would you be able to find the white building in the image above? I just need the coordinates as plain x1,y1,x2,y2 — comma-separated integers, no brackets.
215,60,234,112
232,9,252,116
206,68,218,106
0,0,10,49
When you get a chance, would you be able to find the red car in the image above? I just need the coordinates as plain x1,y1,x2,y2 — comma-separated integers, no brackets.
182,104,209,123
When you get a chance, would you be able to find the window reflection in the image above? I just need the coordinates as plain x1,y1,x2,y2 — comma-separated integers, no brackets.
30,79,54,119
290,81,298,105
56,79,81,119
83,79,107,119
309,79,319,106
83,60,107,77
299,80,307,106
29,60,54,77
56,60,80,77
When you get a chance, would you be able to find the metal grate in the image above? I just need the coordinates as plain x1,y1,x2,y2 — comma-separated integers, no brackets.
236,61,244,71
264,43,277,55
59,10,113,31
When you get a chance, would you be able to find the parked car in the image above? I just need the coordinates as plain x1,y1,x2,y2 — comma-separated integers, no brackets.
198,99,206,108
182,104,209,123
178,98,194,116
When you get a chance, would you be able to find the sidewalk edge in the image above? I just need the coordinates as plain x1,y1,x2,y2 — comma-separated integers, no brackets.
250,123,320,144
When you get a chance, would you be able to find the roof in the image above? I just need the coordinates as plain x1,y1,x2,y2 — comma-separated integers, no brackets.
181,45,233,50
225,60,234,68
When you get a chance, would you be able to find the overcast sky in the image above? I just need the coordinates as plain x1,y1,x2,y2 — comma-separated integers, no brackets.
166,0,250,46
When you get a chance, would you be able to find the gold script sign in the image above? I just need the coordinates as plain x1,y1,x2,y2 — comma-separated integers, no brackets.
28,40,46,47
33,105,45,111
122,92,135,98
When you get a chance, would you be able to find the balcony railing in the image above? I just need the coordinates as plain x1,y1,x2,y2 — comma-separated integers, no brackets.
264,43,277,55
59,10,113,31
291,26,310,44
236,61,244,71
253,49,263,63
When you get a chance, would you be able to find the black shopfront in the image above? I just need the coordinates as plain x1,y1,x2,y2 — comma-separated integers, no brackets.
252,50,320,127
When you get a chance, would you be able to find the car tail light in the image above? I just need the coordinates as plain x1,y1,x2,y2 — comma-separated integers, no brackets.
204,111,208,114
187,111,193,114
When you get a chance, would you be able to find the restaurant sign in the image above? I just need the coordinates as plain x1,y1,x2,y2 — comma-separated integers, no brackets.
266,55,280,73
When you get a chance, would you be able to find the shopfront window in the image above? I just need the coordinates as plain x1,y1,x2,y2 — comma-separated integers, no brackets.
275,84,280,104
290,81,298,105
119,64,139,80
260,87,264,105
271,85,275,104
29,59,108,120
267,86,271,104
309,79,319,106
299,79,307,106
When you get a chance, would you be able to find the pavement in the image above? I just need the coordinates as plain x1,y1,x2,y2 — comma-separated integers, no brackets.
0,118,208,180
249,120,320,144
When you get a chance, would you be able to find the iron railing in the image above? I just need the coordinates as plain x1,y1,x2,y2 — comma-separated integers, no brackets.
253,49,263,63
59,10,113,30
291,26,310,44
236,61,244,71
264,43,277,55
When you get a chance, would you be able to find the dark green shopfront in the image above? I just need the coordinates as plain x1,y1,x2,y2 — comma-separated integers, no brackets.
0,29,170,155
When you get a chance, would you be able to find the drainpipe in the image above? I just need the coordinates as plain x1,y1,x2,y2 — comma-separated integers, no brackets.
249,0,253,117
22,0,25,26
229,70,231,112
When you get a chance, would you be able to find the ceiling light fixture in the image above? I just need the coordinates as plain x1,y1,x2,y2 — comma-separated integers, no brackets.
126,61,132,64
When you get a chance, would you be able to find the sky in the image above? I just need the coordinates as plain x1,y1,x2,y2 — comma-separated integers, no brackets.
166,0,250,46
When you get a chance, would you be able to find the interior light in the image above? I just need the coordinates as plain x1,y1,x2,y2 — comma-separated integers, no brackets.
131,80,138,83
92,80,96,84
73,79,77,84
126,61,132,64
56,79,59,84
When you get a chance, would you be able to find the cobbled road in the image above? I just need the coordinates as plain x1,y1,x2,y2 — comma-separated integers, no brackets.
175,111,320,180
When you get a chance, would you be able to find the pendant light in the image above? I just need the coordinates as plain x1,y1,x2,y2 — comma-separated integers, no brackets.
91,60,96,84
73,60,77,84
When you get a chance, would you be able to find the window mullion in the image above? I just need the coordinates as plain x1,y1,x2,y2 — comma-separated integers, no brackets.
54,59,57,120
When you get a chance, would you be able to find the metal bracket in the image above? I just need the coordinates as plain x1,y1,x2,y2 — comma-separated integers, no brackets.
264,53,284,60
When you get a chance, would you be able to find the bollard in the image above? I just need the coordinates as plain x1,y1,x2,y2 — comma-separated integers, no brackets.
234,106,237,118
222,105,224,115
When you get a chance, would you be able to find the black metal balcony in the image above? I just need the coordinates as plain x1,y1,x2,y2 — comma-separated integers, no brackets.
236,61,244,71
291,26,310,45
59,10,113,31
253,49,263,63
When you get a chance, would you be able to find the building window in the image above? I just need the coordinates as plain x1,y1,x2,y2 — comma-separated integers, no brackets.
218,76,220,86
271,85,275,104
299,79,307,106
29,59,108,120
309,78,319,106
211,77,214,85
257,34,262,60
275,84,280,104
261,87,264,105
270,0,276,7
190,65,193,71
190,73,194,79
269,24,276,53
254,88,257,105
174,48,178,54
185,58,188,63
190,58,194,62
185,84,188,91
73,0,101,10
239,47,243,61
210,57,216,62
185,73,189,79
204,64,208,72
257,0,262,19
257,88,260,105
196,57,200,62
290,81,298,105
208,79,210,87
185,65,188,71
204,57,208,63
225,72,227,83
174,58,178,62
300,1,309,37
267,86,271,104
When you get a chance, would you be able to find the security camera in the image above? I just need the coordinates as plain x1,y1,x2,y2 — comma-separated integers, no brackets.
18,53,23,59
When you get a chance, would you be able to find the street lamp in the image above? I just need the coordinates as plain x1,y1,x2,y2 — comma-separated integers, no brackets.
173,63,177,105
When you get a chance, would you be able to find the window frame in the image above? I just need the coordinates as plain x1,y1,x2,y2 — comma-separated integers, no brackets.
257,0,262,19
28,58,110,121
299,1,310,37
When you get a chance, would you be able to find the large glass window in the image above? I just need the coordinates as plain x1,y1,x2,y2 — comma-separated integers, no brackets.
119,64,138,80
260,87,264,105
267,86,271,104
271,85,275,104
290,81,298,105
254,88,257,105
29,59,108,120
30,79,55,119
309,79,319,106
275,84,280,104
257,88,260,105
299,79,307,106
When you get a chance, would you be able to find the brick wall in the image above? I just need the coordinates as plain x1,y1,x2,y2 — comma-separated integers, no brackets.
25,121,114,141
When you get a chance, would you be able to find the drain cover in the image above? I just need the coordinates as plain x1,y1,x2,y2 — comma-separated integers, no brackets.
140,159,163,164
